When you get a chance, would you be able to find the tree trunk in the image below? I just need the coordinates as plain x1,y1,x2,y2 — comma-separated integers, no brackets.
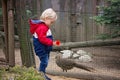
15,0,36,67
40,0,52,11
59,0,67,42
7,0,15,67
7,10,15,67
69,0,77,42
47,70,120,80
1,0,9,63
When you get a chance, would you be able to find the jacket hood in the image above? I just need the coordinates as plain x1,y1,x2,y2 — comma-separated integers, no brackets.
29,19,43,34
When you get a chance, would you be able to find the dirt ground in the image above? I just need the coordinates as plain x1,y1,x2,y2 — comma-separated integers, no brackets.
45,47,120,80
0,48,80,80
47,74,80,80
0,46,120,80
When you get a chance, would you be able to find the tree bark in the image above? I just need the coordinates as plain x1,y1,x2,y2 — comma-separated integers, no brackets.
7,10,15,67
69,0,77,42
47,70,120,80
40,0,52,11
7,0,15,67
59,0,65,41
15,0,36,67
1,0,9,63
53,39,120,51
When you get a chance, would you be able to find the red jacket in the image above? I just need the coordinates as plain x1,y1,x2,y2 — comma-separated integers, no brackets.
29,19,53,46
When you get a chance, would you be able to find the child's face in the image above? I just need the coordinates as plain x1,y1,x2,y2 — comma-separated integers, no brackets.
44,18,55,26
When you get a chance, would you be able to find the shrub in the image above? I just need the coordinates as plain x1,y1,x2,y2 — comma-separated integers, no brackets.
0,65,45,80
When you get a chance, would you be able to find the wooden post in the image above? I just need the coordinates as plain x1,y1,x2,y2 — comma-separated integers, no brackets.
7,0,15,67
1,0,9,63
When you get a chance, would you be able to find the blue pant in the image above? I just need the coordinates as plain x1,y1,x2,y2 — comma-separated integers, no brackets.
37,52,50,73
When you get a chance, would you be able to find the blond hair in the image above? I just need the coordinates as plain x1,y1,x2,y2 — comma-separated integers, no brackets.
40,8,57,21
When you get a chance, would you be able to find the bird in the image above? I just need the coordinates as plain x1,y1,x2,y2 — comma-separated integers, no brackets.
55,54,94,72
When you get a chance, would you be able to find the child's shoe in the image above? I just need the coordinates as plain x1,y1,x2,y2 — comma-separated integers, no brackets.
40,71,51,80
45,75,51,80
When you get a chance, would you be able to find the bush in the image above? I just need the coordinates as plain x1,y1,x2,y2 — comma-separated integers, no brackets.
0,65,45,80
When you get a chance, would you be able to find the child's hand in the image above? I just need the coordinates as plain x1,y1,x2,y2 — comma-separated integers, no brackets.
53,40,61,46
